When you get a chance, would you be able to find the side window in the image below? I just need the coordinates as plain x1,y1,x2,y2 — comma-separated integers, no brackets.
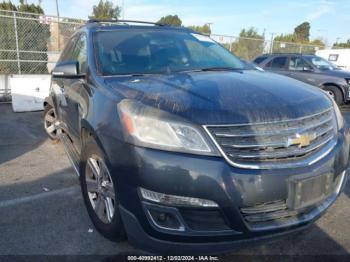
71,34,87,74
59,36,77,62
288,57,312,71
266,56,287,69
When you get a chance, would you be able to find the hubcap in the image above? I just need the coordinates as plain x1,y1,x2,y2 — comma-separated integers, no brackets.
44,108,58,139
86,156,115,224
326,90,335,99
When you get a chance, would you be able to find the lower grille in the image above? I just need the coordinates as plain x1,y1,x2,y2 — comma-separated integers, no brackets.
204,108,336,169
241,200,314,230
179,209,230,231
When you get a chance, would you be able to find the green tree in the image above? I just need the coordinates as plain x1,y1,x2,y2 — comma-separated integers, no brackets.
333,40,350,48
230,27,265,60
157,15,182,26
0,1,17,10
272,22,322,54
0,1,18,73
294,22,310,42
188,24,211,35
89,0,121,19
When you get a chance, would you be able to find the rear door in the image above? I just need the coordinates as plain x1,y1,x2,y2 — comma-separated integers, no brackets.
287,56,318,85
263,56,289,76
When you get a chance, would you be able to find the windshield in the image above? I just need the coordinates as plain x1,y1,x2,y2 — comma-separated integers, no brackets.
304,56,338,71
93,29,245,75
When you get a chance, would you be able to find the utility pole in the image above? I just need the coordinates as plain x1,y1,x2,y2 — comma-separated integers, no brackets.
55,0,60,17
122,0,125,19
55,0,60,50
269,33,275,54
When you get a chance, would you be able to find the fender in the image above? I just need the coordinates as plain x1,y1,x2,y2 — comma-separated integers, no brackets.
80,118,108,157
43,96,54,108
320,83,347,100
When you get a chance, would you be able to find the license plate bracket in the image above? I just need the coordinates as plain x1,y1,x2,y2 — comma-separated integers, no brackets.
287,172,334,210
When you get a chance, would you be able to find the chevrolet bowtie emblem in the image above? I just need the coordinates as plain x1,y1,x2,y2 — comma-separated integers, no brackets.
286,132,317,148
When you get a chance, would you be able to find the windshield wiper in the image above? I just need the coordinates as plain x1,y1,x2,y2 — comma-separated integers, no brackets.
191,67,243,72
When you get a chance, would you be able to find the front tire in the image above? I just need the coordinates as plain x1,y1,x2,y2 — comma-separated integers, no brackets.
323,86,343,106
80,135,125,241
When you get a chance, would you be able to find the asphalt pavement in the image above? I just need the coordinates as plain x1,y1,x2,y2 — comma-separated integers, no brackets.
0,103,350,258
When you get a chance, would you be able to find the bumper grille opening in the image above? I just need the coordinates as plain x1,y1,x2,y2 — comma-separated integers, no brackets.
179,209,231,231
205,108,336,169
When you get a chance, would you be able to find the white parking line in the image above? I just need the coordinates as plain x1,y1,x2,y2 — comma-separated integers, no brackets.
0,186,80,208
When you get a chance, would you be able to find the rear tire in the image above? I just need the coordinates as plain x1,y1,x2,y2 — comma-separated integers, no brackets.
80,135,125,242
323,86,343,106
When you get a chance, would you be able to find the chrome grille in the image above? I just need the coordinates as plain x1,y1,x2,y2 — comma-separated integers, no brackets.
204,108,337,169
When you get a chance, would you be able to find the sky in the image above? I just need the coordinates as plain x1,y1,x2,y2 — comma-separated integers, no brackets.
10,0,350,45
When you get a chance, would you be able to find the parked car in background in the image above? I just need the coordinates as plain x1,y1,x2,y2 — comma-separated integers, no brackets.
43,20,349,254
316,49,350,71
240,59,264,71
254,53,350,105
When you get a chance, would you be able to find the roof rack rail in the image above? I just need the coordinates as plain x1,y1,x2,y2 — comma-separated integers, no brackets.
87,19,165,26
269,52,304,55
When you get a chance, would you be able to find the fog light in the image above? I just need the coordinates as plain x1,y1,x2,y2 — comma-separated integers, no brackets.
139,188,218,207
148,209,184,231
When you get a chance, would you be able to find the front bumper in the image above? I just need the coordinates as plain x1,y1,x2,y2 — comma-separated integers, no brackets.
103,126,350,254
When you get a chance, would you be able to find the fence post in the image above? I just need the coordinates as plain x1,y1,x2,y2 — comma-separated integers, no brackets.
13,12,21,74
269,33,274,54
229,37,233,52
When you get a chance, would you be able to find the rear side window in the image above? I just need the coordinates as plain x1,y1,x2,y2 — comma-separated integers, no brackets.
266,57,287,69
288,57,312,71
254,56,268,64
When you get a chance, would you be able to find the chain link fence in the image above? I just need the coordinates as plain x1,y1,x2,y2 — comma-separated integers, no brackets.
0,9,327,76
210,34,325,61
0,9,84,75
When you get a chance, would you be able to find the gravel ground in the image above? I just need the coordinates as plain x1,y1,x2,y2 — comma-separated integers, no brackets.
0,103,349,259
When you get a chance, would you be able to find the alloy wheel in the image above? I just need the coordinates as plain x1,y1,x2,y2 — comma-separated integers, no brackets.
44,108,58,139
86,155,115,224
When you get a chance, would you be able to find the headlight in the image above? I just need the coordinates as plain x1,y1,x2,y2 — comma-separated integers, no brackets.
140,188,218,207
332,100,344,130
118,99,219,156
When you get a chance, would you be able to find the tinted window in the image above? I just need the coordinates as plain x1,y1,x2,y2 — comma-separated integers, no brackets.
94,30,245,75
288,57,312,71
71,34,87,74
266,57,287,69
254,56,268,64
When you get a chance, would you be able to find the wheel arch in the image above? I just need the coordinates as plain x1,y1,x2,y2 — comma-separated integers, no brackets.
43,96,54,109
321,83,345,101
80,119,108,159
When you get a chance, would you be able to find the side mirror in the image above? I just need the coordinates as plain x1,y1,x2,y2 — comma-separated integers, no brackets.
52,61,83,78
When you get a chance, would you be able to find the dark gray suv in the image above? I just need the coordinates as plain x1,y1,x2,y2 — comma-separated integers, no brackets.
254,53,350,105
43,20,350,254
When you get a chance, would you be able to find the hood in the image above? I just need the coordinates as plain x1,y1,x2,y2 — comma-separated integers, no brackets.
104,70,332,125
